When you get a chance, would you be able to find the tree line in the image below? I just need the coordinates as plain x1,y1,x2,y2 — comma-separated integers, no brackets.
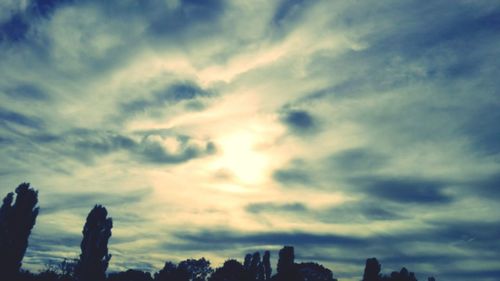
0,183,437,281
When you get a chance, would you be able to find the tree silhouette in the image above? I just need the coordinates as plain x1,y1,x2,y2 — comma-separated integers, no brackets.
363,258,381,281
108,269,153,281
249,252,261,280
209,259,248,281
155,261,178,281
243,254,252,272
74,205,113,281
385,267,418,281
0,183,39,279
178,258,213,281
296,262,337,281
275,246,300,281
262,251,271,281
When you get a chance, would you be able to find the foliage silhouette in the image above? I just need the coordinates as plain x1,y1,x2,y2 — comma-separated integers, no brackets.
176,258,213,281
262,251,271,281
274,246,301,281
108,269,153,281
209,259,248,281
75,205,113,281
0,183,39,279
296,262,337,281
363,258,381,281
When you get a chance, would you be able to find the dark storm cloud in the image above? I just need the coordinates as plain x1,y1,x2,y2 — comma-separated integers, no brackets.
353,177,452,205
121,81,213,114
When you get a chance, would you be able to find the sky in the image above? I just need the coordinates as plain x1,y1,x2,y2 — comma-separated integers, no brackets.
0,0,499,280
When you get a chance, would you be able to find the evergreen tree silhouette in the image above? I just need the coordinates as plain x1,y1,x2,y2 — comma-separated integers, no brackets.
249,252,261,280
243,254,252,272
363,258,381,281
262,251,272,281
0,183,39,279
74,205,112,281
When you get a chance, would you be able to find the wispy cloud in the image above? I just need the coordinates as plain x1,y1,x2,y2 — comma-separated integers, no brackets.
1,1,499,280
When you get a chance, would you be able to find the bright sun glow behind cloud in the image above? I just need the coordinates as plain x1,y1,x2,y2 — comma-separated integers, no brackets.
211,130,270,185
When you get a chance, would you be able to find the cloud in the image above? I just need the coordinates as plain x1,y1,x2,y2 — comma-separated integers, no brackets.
328,148,388,174
245,201,404,224
246,202,308,214
1,1,499,279
353,177,453,205
171,229,367,250
3,83,50,100
147,0,226,37
272,168,312,187
138,135,216,164
121,81,214,115
40,187,153,215
0,0,73,43
281,109,317,135
0,107,44,129
0,13,29,42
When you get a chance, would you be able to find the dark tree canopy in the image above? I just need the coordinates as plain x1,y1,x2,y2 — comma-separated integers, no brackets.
297,262,337,281
275,246,300,281
0,183,39,278
108,269,153,281
363,258,381,281
209,259,248,281
75,205,113,281
243,254,252,272
155,261,178,281
249,252,261,280
178,258,213,281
